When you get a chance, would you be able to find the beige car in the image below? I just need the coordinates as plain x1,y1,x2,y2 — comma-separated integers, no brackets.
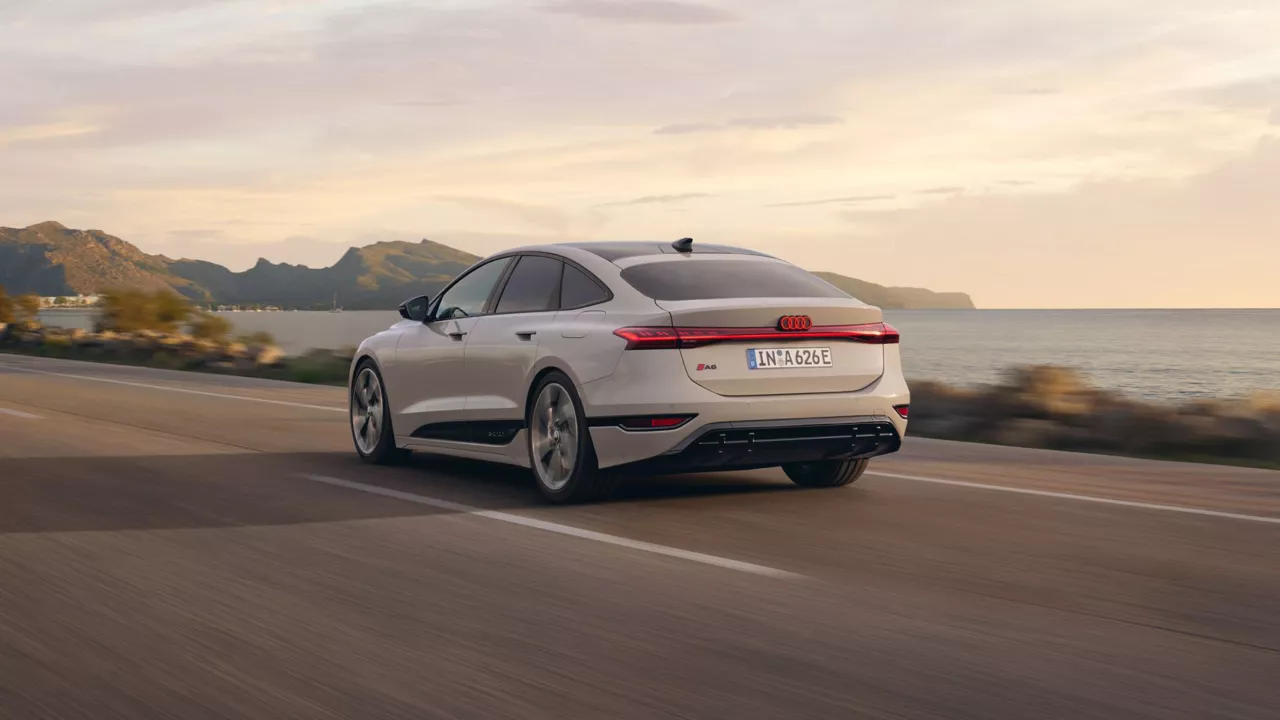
349,239,910,503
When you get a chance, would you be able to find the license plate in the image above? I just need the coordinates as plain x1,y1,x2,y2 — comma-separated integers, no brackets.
747,347,833,370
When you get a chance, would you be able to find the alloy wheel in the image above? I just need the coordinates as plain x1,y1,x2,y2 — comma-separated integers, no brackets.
352,367,384,455
531,382,579,491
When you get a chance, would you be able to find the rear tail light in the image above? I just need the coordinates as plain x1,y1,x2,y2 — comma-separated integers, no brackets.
614,322,900,349
893,404,910,419
616,415,696,431
612,327,680,350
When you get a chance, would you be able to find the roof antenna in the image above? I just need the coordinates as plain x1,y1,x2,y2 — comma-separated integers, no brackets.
672,237,694,253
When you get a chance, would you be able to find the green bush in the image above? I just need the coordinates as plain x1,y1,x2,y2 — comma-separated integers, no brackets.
237,331,277,347
96,289,194,333
15,294,41,322
0,286,13,324
188,312,233,341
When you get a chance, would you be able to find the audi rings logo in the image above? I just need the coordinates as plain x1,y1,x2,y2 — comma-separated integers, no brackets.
778,315,813,332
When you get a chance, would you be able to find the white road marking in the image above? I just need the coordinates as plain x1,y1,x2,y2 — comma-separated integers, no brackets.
302,474,799,578
0,363,345,414
869,471,1280,526
0,407,42,419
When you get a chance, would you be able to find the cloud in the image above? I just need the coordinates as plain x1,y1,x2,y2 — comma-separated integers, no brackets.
433,196,573,235
541,0,735,25
1001,87,1062,96
653,123,721,135
917,186,964,195
0,119,100,147
597,192,712,207
1183,75,1280,110
768,195,894,208
727,115,844,130
654,115,843,135
0,0,244,25
1271,107,1280,125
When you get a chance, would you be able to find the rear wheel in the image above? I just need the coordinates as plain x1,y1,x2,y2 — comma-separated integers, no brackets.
528,372,616,503
351,361,407,465
783,458,869,488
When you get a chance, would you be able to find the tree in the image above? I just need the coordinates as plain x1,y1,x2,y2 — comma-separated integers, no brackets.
15,294,42,323
96,289,193,334
0,286,13,324
54,296,68,306
188,312,233,342
238,331,276,347
151,291,193,333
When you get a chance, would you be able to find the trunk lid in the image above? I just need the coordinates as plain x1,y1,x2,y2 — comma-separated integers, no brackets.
655,298,887,397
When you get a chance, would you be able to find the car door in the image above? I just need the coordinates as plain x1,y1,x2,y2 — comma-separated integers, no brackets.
389,256,514,442
462,253,565,445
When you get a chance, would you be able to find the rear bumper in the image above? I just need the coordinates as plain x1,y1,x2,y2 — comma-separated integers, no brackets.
583,345,910,470
612,416,901,475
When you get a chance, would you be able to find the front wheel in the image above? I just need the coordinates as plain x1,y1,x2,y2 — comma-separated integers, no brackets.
528,372,616,503
783,458,869,488
351,362,407,465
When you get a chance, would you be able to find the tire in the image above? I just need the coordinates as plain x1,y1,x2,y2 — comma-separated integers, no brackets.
527,372,617,503
350,360,408,466
783,458,869,488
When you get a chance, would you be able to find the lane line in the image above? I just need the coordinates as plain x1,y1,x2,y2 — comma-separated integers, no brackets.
869,471,1280,526
0,407,42,419
301,474,799,578
0,363,345,414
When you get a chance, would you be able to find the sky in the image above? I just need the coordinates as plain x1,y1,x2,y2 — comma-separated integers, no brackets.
1,0,1278,308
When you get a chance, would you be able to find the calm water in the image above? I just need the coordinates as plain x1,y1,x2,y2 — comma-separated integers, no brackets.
39,309,1280,401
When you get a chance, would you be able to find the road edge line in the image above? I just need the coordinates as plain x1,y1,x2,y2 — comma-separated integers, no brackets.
301,474,801,578
869,471,1280,525
1,363,345,413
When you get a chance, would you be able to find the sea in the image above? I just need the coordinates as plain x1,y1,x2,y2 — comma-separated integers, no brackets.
37,308,1280,402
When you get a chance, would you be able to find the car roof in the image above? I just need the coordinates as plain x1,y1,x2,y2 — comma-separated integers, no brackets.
556,241,776,263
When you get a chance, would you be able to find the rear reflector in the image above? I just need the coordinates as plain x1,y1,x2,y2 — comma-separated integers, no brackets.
614,322,900,349
894,404,909,419
615,415,696,431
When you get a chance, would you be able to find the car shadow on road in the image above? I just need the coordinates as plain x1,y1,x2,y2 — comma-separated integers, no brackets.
0,450,805,535
400,452,804,502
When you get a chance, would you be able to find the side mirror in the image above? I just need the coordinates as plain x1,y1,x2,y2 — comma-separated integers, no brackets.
398,295,431,322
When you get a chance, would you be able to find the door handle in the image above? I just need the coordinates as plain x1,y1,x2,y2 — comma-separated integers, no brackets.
515,330,537,339
448,331,467,340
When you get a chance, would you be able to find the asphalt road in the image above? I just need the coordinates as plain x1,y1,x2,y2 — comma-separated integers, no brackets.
1,354,1278,719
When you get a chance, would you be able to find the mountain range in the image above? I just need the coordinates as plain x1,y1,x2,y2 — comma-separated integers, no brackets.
0,222,975,310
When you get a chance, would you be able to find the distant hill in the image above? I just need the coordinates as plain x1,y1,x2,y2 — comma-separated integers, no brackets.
813,272,975,310
0,222,974,310
0,222,479,310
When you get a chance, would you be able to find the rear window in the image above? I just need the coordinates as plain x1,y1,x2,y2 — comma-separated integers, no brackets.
620,260,849,301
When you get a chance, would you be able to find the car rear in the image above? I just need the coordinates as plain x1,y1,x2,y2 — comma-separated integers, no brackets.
577,250,910,472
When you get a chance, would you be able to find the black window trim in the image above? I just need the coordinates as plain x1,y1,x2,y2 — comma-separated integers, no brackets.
485,251,614,317
428,255,517,323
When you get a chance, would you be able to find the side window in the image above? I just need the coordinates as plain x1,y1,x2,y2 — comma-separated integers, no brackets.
560,264,609,309
495,255,563,314
434,258,513,321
